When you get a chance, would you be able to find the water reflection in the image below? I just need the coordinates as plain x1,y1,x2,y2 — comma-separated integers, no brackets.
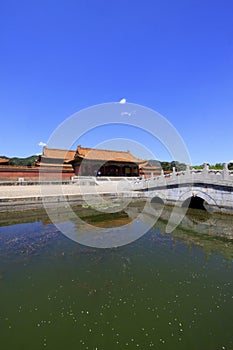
185,207,211,223
0,204,233,350
0,201,232,260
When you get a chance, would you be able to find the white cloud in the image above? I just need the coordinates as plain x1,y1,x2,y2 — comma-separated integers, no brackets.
121,111,136,117
38,141,46,147
119,98,126,104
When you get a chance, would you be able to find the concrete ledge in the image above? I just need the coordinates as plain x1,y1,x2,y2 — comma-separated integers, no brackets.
0,191,147,212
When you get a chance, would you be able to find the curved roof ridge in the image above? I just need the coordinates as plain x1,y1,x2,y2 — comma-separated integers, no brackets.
77,145,133,154
76,145,145,163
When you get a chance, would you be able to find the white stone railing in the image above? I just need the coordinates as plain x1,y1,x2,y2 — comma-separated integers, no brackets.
132,163,233,190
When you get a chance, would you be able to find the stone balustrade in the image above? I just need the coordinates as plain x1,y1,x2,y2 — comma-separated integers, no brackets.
132,163,233,190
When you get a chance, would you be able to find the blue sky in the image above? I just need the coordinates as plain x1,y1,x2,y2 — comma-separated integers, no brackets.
0,0,232,164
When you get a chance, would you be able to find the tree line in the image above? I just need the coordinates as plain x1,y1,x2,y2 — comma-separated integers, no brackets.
148,160,233,171
0,155,37,167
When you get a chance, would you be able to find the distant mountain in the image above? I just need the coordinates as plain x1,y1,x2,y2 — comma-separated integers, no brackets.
8,155,38,166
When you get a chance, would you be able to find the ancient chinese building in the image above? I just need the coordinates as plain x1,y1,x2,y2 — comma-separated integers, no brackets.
0,146,162,181
34,146,76,180
0,157,9,165
0,148,76,181
71,145,145,176
35,147,75,170
139,161,162,178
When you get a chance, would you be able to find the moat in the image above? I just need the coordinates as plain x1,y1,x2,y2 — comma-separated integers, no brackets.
0,204,232,350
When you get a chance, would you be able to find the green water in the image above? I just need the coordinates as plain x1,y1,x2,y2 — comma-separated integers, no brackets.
0,207,232,350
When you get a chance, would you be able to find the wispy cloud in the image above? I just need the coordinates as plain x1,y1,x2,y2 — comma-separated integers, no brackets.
121,111,136,117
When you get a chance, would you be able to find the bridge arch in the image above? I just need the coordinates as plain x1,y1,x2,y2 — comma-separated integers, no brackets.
150,196,165,205
179,190,218,210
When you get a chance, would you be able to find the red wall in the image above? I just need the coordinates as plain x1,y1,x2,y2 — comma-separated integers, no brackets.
0,166,75,181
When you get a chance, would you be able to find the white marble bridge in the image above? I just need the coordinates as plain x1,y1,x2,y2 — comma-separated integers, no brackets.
131,163,233,214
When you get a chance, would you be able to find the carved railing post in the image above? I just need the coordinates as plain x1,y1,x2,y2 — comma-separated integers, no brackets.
222,163,229,180
203,163,209,179
184,164,190,181
171,166,176,178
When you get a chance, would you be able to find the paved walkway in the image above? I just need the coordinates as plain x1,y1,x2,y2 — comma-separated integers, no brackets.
0,183,123,199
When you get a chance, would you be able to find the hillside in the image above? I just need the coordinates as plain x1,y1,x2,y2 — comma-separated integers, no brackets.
0,155,38,166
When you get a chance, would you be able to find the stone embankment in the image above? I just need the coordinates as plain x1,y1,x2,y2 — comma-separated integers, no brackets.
0,180,144,212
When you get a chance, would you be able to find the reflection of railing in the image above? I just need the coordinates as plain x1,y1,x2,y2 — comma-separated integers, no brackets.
132,163,233,190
